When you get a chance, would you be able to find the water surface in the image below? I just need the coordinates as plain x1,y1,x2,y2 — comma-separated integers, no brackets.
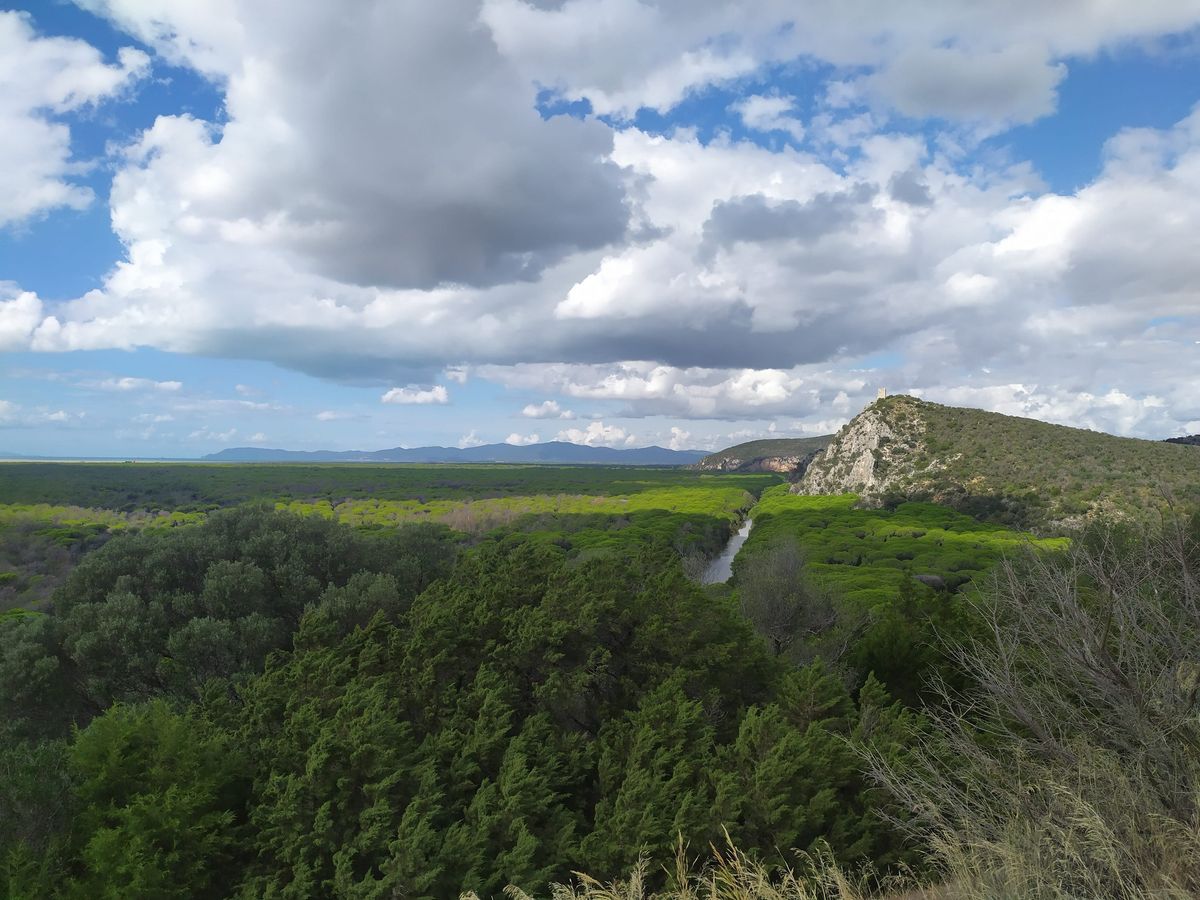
701,518,753,585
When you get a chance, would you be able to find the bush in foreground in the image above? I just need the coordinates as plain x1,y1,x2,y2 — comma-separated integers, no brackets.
874,513,1200,899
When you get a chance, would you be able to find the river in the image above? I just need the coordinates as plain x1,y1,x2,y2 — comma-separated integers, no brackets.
700,518,753,585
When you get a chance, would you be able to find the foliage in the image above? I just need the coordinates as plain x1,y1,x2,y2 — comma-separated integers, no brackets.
0,611,81,742
1,524,919,897
0,519,105,614
734,537,838,659
66,701,250,900
736,490,1061,701
3,459,1118,897
497,835,944,900
746,491,1062,605
0,505,204,613
277,484,760,530
0,506,458,740
214,538,915,896
0,738,75,898
873,514,1200,898
460,511,1200,899
0,465,766,614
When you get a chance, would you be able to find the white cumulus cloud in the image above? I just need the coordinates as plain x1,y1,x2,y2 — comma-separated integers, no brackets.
667,426,692,450
482,0,1200,122
381,385,449,405
457,429,485,448
732,94,805,142
521,399,574,419
556,421,637,447
0,11,147,227
0,287,42,351
94,376,183,392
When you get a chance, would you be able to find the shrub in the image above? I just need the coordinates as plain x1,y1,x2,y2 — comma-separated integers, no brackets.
874,514,1200,899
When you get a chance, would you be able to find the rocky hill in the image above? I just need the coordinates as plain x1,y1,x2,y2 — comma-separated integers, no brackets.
695,436,832,476
794,395,1200,528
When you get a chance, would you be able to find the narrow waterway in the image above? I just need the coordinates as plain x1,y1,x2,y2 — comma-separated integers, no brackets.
700,518,753,585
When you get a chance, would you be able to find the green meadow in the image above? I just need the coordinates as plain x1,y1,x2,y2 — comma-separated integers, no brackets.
1,463,1063,617
0,463,774,613
743,486,1066,606
0,461,776,510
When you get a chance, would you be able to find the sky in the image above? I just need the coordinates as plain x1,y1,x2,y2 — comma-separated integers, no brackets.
2,1,1200,457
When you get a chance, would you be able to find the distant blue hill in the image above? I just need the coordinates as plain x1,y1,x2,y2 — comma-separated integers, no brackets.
201,440,706,465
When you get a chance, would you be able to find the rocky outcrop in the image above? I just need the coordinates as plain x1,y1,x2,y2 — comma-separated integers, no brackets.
753,454,814,475
789,394,1199,529
695,437,833,477
792,397,931,499
700,451,821,476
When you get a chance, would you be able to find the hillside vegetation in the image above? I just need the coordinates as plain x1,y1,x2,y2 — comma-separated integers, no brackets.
696,437,832,474
796,396,1200,528
0,507,918,897
6,456,1197,897
735,489,1063,703
748,490,1062,605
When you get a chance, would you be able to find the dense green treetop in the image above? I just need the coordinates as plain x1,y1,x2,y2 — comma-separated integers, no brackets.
0,508,919,898
0,506,458,742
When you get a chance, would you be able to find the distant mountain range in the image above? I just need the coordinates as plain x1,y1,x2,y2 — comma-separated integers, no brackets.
201,441,706,465
6,426,1198,471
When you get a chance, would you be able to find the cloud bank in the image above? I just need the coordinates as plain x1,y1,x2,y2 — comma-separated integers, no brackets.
3,0,1200,441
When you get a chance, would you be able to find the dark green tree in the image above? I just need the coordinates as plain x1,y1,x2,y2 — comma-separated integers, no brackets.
66,701,247,899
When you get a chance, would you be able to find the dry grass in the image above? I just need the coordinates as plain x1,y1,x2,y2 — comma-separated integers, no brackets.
461,836,939,900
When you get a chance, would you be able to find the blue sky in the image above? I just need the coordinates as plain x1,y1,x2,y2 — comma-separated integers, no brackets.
1,1,1199,456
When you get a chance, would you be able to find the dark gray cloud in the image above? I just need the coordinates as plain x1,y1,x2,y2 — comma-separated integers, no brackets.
548,311,904,372
91,0,630,290
889,168,933,206
196,293,913,382
268,1,631,289
701,184,877,257
866,44,1067,125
